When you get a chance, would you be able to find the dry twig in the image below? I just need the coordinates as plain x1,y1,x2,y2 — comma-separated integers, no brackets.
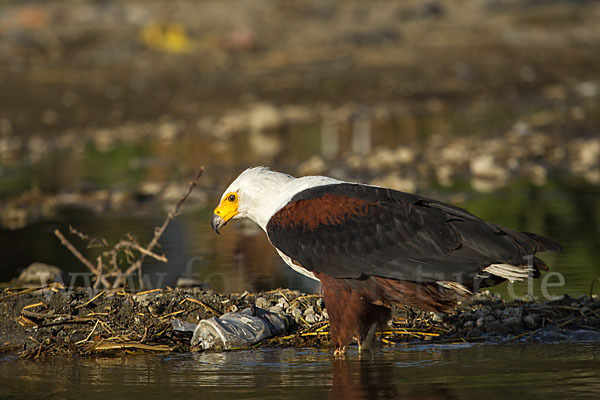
113,166,204,289
54,229,111,288
54,166,204,290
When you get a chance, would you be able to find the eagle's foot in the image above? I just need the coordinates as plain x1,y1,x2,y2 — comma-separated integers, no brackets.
333,346,347,356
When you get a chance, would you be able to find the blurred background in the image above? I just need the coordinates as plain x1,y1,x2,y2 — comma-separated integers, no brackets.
0,0,598,297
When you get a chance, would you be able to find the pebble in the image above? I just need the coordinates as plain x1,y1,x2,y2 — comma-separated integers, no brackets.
432,312,445,322
475,307,491,319
255,297,270,309
304,306,315,317
503,307,522,319
502,317,523,333
459,311,474,320
290,307,303,321
476,315,495,328
484,320,502,333
523,315,539,330
277,297,289,309
269,305,284,314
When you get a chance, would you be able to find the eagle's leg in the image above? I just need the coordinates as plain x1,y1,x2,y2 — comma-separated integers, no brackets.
322,284,356,355
357,322,378,352
320,275,391,355
327,299,352,356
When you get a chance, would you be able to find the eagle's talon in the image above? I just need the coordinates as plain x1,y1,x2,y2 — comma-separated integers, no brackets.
333,346,346,357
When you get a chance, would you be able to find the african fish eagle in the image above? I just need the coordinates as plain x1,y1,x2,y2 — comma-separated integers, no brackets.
211,167,560,354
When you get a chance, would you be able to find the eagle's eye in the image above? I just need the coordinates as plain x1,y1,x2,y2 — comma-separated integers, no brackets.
228,194,237,202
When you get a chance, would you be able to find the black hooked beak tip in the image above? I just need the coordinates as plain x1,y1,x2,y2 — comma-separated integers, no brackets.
211,213,224,234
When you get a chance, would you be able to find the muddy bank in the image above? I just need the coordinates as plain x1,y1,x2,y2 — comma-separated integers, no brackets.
1,285,599,359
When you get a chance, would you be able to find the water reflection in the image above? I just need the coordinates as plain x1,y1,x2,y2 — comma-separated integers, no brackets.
2,343,599,399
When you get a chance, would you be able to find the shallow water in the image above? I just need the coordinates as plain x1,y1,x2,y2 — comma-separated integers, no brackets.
1,342,599,399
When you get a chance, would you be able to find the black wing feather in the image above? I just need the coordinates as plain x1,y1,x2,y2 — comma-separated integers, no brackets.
266,183,559,285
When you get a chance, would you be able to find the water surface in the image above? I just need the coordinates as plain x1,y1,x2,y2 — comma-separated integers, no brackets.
2,343,599,399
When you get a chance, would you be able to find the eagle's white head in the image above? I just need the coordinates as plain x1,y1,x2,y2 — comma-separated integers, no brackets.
211,167,296,233
211,166,341,233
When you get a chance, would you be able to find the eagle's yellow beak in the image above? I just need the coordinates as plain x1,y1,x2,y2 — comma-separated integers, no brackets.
211,192,239,234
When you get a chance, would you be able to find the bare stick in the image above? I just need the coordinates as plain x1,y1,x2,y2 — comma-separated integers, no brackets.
113,166,205,289
94,256,104,290
69,225,107,248
54,229,110,288
113,241,168,262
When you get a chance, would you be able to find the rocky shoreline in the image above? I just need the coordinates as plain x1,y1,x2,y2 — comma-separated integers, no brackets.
2,124,599,230
1,285,599,359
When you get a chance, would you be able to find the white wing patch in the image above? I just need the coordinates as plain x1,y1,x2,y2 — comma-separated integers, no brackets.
482,263,532,283
436,281,472,296
275,249,318,281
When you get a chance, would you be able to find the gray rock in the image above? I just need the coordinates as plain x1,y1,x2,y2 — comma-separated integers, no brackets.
459,311,474,320
475,307,491,319
502,316,523,333
476,317,486,329
523,315,539,330
484,320,502,333
475,315,495,329
503,307,522,319
17,263,62,285
432,312,445,322
573,329,600,341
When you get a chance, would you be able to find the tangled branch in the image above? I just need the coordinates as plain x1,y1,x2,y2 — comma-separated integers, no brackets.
54,166,205,290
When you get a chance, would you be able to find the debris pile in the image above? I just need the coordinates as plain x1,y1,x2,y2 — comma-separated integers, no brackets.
1,286,599,359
